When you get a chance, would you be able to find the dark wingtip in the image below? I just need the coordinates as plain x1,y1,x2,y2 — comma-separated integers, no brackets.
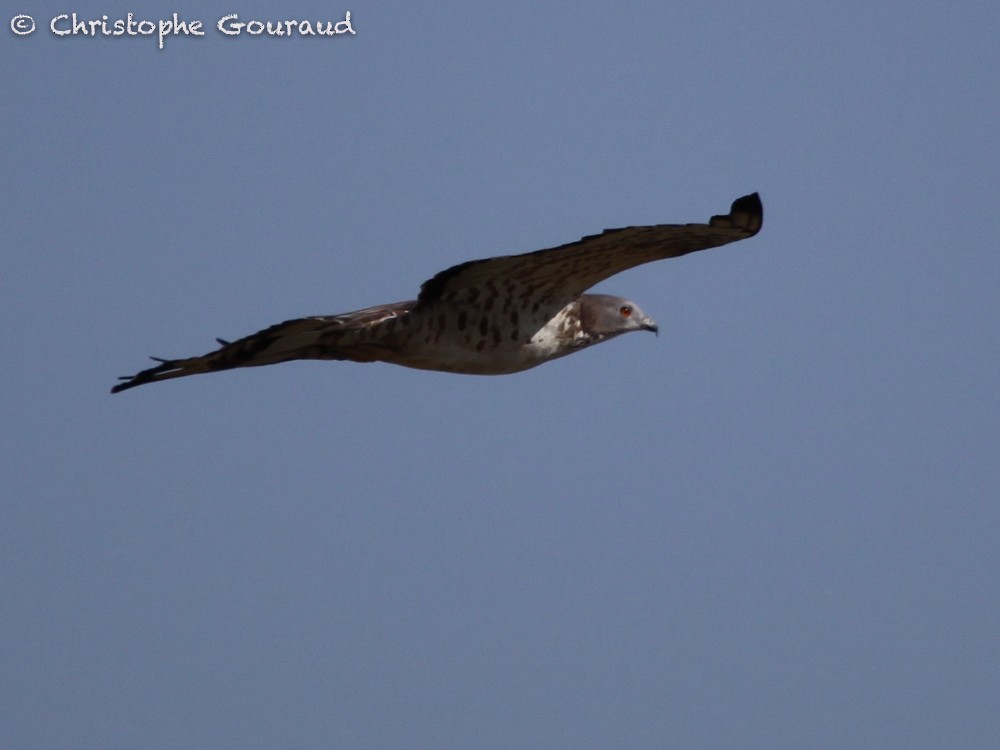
111,373,148,393
730,192,761,215
725,192,763,236
110,356,176,394
110,375,151,394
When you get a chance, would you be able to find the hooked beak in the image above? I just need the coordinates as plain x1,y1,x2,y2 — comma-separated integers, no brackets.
641,318,659,336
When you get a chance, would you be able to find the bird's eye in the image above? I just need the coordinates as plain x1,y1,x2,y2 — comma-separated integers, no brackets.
619,306,632,318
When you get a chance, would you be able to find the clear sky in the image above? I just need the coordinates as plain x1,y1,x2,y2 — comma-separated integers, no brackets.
3,2,999,748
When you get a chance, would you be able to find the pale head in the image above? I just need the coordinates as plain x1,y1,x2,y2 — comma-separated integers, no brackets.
579,293,659,340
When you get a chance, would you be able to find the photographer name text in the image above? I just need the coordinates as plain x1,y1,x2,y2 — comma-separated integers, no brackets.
9,12,355,49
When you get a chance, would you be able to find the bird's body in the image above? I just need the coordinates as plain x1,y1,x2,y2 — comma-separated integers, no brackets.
112,193,762,393
347,295,655,375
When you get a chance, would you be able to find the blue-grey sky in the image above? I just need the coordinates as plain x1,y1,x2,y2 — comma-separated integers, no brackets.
4,2,999,748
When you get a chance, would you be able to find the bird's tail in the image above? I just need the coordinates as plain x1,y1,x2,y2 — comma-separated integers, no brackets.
110,316,349,393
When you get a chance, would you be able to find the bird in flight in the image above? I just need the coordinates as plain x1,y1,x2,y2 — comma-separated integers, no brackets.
112,192,762,393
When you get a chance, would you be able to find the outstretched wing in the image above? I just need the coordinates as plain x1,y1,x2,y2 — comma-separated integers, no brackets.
416,193,762,310
111,302,412,393
112,194,762,392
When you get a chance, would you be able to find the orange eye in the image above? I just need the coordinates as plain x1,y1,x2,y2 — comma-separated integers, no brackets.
619,305,632,318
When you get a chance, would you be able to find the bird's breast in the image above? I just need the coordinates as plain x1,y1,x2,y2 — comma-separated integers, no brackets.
366,302,587,375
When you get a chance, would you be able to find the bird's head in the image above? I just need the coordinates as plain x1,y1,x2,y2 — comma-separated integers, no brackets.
580,294,659,340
